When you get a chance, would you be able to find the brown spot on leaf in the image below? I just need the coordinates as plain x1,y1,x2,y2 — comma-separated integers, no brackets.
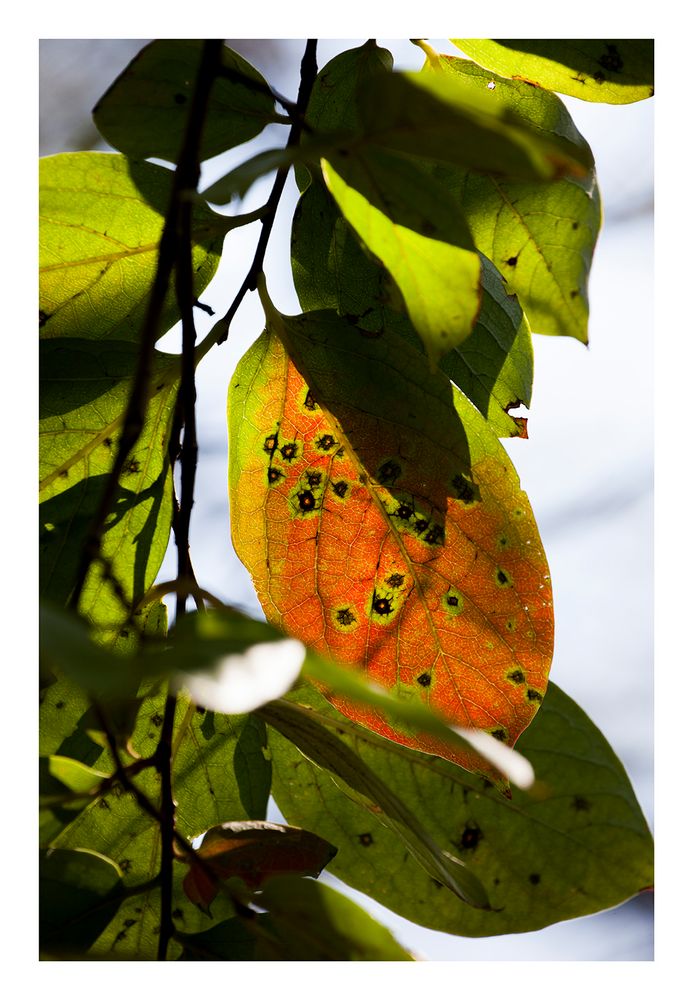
298,490,316,512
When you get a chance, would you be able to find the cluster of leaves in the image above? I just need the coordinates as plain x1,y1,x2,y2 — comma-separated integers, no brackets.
39,38,654,960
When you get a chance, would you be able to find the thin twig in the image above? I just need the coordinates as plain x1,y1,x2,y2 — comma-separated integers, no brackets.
215,39,318,345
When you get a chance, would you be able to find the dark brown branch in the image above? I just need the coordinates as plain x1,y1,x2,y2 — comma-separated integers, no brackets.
215,39,318,345
155,691,178,960
148,39,225,961
68,41,224,614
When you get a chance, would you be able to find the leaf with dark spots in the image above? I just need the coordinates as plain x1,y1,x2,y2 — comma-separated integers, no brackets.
269,681,654,937
229,299,553,781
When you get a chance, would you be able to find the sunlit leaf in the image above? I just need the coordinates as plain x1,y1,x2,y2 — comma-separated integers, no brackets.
429,57,602,343
175,638,304,714
39,153,231,343
453,39,654,104
93,40,281,162
269,681,654,936
228,301,553,781
303,650,534,789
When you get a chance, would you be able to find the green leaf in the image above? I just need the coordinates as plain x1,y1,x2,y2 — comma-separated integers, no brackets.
442,256,533,438
292,63,533,434
323,153,481,363
39,756,110,847
39,602,150,697
49,684,267,958
176,916,262,960
173,706,273,838
93,40,281,162
430,58,602,343
202,136,341,205
39,153,231,343
305,40,394,136
39,337,177,638
269,682,653,937
256,876,415,960
40,848,124,955
259,698,491,910
233,716,272,820
354,68,593,180
453,39,654,104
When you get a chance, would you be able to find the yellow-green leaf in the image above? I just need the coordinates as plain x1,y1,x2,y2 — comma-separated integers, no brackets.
39,152,230,343
453,39,654,105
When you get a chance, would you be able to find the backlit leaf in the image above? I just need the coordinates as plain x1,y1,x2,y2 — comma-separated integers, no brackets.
429,57,602,343
228,302,553,782
39,337,178,639
269,681,654,937
40,153,231,343
453,39,654,105
93,40,281,162
302,650,534,789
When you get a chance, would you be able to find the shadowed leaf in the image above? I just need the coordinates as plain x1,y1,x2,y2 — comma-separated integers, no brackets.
182,821,337,910
256,876,415,960
40,848,124,955
93,40,281,162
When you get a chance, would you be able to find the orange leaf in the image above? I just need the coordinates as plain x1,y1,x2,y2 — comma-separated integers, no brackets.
228,307,553,781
